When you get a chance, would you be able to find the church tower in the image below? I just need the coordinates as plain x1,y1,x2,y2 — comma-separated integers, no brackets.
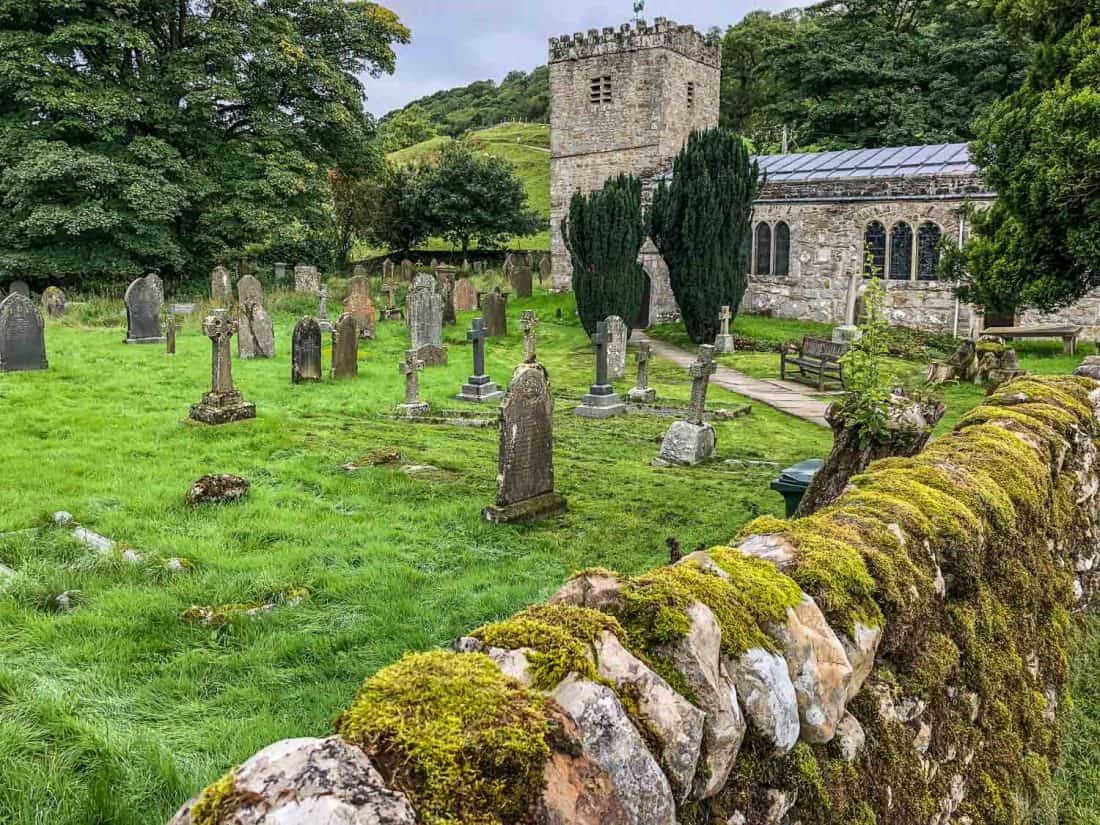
548,18,721,291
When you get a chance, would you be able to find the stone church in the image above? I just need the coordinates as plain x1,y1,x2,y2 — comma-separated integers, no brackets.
549,18,1100,337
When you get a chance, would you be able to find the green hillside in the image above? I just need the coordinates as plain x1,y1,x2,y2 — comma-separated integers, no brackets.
385,122,551,251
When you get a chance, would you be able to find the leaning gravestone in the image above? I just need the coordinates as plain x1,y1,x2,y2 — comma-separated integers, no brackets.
189,309,256,424
291,317,323,383
237,273,264,309
407,273,447,366
42,286,66,318
124,273,165,344
330,314,359,379
9,280,30,298
605,315,628,380
482,361,567,523
382,258,395,284
294,264,320,295
511,265,533,299
482,289,508,337
453,278,478,313
0,292,48,372
628,343,656,403
658,346,718,465
211,265,231,303
343,275,377,339
237,274,274,359
434,265,457,325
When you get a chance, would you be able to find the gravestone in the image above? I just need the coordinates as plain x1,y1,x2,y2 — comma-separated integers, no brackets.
381,283,403,321
407,273,447,366
189,309,256,424
396,349,429,416
575,321,626,418
458,317,504,403
482,361,567,523
330,314,359,379
294,264,320,295
714,305,735,354
317,284,334,333
400,259,413,282
124,273,165,344
430,258,438,269
42,286,66,318
211,265,231,303
538,255,551,284
521,310,539,363
462,258,470,271
237,274,264,309
0,292,48,372
454,278,478,312
166,315,176,355
628,343,656,402
273,262,287,282
382,258,395,284
482,288,508,337
9,280,30,298
833,269,864,344
291,317,323,383
344,275,377,339
658,346,718,465
503,253,515,278
605,315,628,380
434,265,457,325
511,265,533,299
237,274,274,359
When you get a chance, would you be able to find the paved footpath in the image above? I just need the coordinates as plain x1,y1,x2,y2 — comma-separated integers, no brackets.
635,332,831,427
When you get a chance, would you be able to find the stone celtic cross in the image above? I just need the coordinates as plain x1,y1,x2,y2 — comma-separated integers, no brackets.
399,349,425,405
521,310,539,363
688,345,717,425
592,320,610,387
635,343,652,390
467,317,489,377
203,310,237,395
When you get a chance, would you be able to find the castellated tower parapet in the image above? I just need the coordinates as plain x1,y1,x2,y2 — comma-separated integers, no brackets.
548,18,721,292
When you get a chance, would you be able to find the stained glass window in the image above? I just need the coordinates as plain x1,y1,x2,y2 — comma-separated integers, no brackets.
918,222,942,280
864,221,886,277
775,222,790,277
890,221,913,280
755,223,772,275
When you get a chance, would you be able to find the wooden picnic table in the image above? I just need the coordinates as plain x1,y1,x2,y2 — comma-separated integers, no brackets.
981,324,1083,355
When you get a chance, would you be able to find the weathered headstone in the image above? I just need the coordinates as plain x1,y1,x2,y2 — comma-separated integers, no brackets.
454,278,478,312
42,286,66,318
0,292,48,372
124,273,165,344
273,262,287,281
658,346,718,465
575,321,626,418
396,349,429,416
430,258,438,269
166,315,176,355
482,361,567,523
9,280,30,298
503,253,515,281
330,314,359,379
512,265,533,299
434,265,457,326
237,274,264,309
211,265,231,303
605,315,628,380
291,317,323,383
294,264,320,295
344,275,377,339
407,273,447,366
628,343,656,403
538,255,551,284
714,305,735,354
381,283,403,321
382,258,395,284
521,310,539,363
400,259,413,282
237,274,274,359
458,318,504,403
833,270,864,344
317,284,334,333
482,288,508,337
189,309,256,424
462,258,470,272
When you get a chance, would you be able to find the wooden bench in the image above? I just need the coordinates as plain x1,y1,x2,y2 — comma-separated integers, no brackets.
780,336,847,390
981,324,1083,355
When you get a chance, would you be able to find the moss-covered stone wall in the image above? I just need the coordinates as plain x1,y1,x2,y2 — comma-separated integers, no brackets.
169,375,1100,825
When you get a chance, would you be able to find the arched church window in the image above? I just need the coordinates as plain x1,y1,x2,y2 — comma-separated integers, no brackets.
755,223,772,275
864,221,886,277
890,221,913,280
918,222,942,280
775,222,791,277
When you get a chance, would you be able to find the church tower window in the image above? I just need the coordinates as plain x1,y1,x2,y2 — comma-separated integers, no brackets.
589,75,612,105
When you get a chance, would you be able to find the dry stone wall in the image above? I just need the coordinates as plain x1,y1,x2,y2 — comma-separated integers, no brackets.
169,375,1100,825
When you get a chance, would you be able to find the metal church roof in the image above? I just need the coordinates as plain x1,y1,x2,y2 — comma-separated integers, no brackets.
754,143,976,182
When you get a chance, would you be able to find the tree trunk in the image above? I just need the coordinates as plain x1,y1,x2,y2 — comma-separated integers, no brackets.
796,393,946,517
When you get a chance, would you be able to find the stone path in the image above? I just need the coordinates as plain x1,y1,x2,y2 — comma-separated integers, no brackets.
635,332,831,427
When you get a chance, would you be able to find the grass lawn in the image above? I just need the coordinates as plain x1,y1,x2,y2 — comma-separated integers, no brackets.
0,288,832,825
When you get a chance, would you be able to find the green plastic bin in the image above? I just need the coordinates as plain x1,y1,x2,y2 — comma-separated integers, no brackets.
770,458,824,518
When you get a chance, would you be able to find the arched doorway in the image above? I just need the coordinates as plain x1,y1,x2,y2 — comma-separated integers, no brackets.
635,273,652,329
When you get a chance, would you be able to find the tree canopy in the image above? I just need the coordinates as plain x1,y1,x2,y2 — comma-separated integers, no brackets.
0,0,409,286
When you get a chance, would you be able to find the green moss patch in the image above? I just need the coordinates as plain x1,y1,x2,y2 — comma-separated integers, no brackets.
188,771,238,825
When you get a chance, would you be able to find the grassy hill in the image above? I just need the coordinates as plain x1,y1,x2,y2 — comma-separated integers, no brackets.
383,122,551,252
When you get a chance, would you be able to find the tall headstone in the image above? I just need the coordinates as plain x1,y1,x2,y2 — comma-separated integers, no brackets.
503,253,515,282
0,292,48,372
400,259,414,282
317,284,334,333
291,317,322,383
407,273,447,366
237,273,264,309
434,264,457,325
166,314,176,355
454,278,478,312
538,255,551,285
605,315,628,380
211,265,231,303
330,314,359,379
294,264,321,295
482,361,567,523
237,274,274,359
658,346,718,465
458,318,504,403
42,286,66,318
628,343,656,402
482,288,508,337
124,273,165,344
9,280,30,298
396,349,429,417
714,305,735,354
833,269,864,344
575,321,626,418
521,310,539,363
189,309,256,424
344,274,376,339
512,265,533,299
382,258,395,284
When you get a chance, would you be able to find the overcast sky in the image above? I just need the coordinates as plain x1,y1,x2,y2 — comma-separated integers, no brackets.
362,1,803,117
